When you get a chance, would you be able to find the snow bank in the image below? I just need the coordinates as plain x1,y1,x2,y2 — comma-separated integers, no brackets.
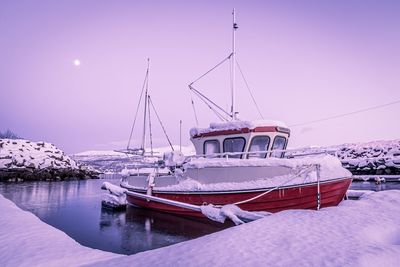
190,119,288,137
90,190,400,267
0,194,119,267
1,191,400,266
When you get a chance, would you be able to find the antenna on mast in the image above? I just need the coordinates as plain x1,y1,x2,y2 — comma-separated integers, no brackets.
231,8,238,121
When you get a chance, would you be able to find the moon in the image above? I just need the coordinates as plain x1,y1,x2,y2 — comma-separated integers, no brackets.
73,59,81,66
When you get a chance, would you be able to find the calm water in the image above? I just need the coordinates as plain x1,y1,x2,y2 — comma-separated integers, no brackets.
350,181,400,191
0,178,229,255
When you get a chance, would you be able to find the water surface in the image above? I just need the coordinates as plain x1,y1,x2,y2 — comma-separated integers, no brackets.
0,178,229,255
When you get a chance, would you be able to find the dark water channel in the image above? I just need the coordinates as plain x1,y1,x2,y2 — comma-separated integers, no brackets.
350,180,400,191
0,178,229,255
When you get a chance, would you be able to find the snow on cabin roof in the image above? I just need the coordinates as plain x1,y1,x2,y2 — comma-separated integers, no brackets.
190,120,289,138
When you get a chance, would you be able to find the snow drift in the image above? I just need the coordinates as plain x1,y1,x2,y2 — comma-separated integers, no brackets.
1,190,400,266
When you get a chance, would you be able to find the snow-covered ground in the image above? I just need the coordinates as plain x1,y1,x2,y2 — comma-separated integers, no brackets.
0,194,118,267
1,190,399,266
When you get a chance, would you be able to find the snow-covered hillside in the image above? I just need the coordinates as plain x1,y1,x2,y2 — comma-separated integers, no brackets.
0,139,98,181
72,145,195,173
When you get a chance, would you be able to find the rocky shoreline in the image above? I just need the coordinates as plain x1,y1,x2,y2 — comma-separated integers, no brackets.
0,139,100,182
287,139,400,176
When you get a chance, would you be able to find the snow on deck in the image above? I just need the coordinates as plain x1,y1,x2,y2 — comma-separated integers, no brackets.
190,119,288,137
1,190,400,266
155,155,351,192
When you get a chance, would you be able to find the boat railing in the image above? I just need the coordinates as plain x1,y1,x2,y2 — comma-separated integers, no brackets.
184,147,336,161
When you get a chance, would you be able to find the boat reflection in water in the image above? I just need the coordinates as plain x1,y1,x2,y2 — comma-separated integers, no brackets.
99,204,231,254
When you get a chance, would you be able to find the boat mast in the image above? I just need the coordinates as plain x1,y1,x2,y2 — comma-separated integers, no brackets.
231,9,238,121
141,58,150,152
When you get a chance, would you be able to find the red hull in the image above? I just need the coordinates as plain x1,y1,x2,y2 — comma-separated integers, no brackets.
125,178,352,218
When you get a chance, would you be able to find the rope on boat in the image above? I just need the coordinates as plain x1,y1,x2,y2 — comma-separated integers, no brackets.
230,165,317,206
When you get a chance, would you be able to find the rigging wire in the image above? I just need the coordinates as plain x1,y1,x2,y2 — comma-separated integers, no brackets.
289,99,400,127
236,59,264,119
229,54,234,118
189,89,199,126
191,87,228,121
189,53,232,86
190,85,231,119
127,68,148,150
148,96,175,151
187,53,234,123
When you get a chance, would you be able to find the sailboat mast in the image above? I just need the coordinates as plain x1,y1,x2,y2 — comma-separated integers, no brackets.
231,9,238,121
141,58,150,152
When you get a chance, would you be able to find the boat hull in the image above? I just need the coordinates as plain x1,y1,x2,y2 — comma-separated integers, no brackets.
125,177,352,218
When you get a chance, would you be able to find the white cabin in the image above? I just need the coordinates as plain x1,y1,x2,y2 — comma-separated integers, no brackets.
190,120,290,159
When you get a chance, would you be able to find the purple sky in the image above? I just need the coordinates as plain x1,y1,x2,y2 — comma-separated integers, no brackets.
1,0,399,154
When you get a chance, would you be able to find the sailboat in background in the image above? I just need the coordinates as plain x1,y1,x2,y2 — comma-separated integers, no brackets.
116,59,175,165
119,10,352,221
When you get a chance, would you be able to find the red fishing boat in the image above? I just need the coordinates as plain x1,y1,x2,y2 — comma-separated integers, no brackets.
121,120,352,219
119,10,352,222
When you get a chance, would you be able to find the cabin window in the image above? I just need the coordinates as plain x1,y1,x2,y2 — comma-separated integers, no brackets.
203,140,220,156
271,136,287,158
248,136,270,159
223,137,246,158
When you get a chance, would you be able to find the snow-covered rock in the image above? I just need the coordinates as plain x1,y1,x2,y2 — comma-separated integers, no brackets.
289,139,400,175
0,139,99,181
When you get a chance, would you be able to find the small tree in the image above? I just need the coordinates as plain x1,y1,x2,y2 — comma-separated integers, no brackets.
0,129,21,139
